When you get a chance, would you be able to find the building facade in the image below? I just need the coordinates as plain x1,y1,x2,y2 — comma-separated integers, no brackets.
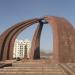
13,39,31,59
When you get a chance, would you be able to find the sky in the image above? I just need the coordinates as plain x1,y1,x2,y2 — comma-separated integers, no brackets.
0,0,75,53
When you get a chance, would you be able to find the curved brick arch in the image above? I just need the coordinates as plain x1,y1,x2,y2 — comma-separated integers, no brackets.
7,20,40,60
8,22,43,60
0,18,40,60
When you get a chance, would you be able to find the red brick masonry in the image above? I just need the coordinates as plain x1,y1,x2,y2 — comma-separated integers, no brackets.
0,16,75,63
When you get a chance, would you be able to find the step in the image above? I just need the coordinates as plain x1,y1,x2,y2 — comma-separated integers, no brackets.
0,72,66,75
12,63,58,67
12,65,58,67
4,66,60,69
0,68,63,72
